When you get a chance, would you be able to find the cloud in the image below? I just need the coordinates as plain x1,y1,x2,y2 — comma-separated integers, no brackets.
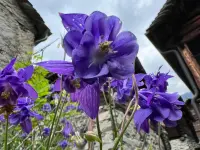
29,0,190,94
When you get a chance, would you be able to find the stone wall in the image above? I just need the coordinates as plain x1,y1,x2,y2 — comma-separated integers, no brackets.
72,106,165,150
0,0,35,68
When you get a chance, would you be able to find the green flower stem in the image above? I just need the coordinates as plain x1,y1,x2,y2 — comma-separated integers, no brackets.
46,89,63,150
4,114,9,150
158,123,161,150
112,75,139,150
121,74,138,131
96,115,102,150
141,133,147,150
102,90,117,138
50,100,65,144
32,130,35,150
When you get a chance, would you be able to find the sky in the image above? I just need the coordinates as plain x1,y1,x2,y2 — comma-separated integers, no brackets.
29,0,191,95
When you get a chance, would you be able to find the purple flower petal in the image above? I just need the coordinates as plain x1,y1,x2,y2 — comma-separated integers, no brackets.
58,140,68,149
163,119,177,127
78,83,100,119
135,73,146,86
70,91,80,102
152,104,170,119
36,61,74,75
80,31,95,47
63,77,76,93
17,97,34,107
72,43,109,79
24,83,38,100
20,118,32,134
9,114,20,125
108,16,122,41
43,127,50,137
85,11,107,45
134,108,152,132
0,58,16,77
42,103,52,112
29,111,43,120
98,17,110,42
168,109,182,121
111,31,138,57
140,119,150,133
59,13,87,32
108,53,135,79
53,79,61,92
83,64,109,79
64,30,82,56
62,121,74,138
17,65,34,82
158,92,179,103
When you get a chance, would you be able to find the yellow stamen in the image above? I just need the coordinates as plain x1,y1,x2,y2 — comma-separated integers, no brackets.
1,91,10,99
99,41,112,53
71,80,81,89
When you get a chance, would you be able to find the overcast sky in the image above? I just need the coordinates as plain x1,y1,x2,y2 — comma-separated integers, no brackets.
29,0,191,95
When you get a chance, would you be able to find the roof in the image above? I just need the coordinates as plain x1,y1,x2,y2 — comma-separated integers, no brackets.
146,0,200,93
17,0,51,45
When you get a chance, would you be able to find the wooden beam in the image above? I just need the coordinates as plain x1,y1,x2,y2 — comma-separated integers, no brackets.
179,44,200,89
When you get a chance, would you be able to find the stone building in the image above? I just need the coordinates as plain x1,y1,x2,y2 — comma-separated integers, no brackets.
0,0,51,68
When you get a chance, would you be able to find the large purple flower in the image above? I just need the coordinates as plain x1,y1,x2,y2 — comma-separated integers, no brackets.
60,11,139,80
134,91,184,133
9,98,43,133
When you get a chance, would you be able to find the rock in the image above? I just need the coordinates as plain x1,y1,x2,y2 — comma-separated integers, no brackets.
72,106,165,150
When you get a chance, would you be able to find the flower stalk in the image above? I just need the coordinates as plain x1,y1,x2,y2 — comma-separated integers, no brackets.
112,74,139,150
4,113,9,150
50,100,65,144
46,84,63,150
96,115,102,150
103,89,117,138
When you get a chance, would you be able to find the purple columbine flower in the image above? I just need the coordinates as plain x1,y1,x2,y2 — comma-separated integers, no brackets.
110,74,145,103
65,105,76,112
58,140,68,149
35,10,139,119
43,127,50,137
60,11,138,80
9,98,43,133
60,117,67,124
0,58,38,114
134,91,184,133
42,103,51,112
111,78,132,103
143,68,173,93
62,121,74,138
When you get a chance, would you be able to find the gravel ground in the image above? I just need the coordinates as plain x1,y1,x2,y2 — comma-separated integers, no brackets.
170,138,200,150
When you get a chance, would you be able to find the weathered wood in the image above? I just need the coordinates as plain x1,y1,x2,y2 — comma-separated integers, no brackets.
0,0,35,68
179,44,200,89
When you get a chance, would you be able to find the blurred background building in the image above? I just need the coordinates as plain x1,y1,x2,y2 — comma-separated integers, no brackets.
0,0,51,68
